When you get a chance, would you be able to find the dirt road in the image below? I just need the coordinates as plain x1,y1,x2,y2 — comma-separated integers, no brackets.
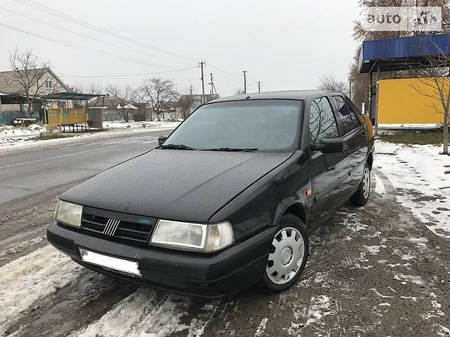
1,168,449,337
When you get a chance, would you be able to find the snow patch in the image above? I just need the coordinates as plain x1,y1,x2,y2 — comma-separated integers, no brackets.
254,318,268,337
0,245,82,336
70,289,192,337
314,272,329,284
408,237,429,250
186,302,219,337
379,303,392,307
0,236,44,258
376,141,450,239
394,273,425,286
422,293,445,320
374,172,386,195
400,253,416,261
437,324,450,336
364,245,382,255
371,289,394,299
305,295,335,326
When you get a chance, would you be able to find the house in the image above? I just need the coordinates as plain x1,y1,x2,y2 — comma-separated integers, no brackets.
88,95,138,122
0,68,70,124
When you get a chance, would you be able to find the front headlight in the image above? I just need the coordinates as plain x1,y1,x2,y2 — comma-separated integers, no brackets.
54,199,83,228
150,219,234,253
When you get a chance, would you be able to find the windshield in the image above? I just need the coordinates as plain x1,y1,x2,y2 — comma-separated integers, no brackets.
163,100,302,152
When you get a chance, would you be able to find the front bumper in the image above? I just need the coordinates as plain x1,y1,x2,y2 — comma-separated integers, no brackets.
47,223,275,297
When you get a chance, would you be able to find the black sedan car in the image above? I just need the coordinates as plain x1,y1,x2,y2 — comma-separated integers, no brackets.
47,90,374,297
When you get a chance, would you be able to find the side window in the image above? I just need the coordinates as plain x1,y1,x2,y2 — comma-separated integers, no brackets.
309,96,339,144
344,96,365,126
332,95,362,134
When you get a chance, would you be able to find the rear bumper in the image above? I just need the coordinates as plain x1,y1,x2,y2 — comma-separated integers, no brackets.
47,223,275,297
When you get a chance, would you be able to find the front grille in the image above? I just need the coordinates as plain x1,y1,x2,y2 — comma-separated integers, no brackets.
80,207,156,245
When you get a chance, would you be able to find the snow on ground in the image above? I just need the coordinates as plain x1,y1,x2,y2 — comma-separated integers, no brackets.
0,245,82,336
70,289,218,337
378,124,442,130
104,121,181,130
70,290,189,337
0,124,46,146
374,140,450,239
0,136,449,336
0,121,180,151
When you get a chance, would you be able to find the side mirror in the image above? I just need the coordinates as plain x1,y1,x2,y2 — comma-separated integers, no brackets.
310,138,344,154
158,136,167,146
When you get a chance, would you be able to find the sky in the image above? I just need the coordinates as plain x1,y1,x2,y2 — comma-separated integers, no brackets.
0,0,362,97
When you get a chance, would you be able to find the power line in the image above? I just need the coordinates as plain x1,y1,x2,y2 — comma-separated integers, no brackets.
13,0,199,63
60,67,197,78
0,22,189,69
0,6,192,68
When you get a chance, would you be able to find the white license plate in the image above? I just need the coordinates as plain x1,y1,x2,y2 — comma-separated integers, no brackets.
79,248,141,277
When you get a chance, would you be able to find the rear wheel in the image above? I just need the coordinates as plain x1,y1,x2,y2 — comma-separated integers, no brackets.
350,162,371,206
262,214,309,291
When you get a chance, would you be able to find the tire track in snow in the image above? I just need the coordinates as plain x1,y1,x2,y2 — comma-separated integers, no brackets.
0,244,82,336
70,289,193,337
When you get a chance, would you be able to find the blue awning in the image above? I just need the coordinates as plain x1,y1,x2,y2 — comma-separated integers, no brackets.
359,33,450,73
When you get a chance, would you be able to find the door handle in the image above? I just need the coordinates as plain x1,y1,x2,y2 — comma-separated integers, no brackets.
343,145,349,153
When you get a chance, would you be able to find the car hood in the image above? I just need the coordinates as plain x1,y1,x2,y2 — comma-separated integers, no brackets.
61,149,293,223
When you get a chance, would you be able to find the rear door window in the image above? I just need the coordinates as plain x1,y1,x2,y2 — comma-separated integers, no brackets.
309,96,339,144
344,96,365,126
332,95,361,135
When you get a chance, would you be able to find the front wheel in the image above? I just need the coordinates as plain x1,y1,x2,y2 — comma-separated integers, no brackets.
262,214,309,292
350,163,371,206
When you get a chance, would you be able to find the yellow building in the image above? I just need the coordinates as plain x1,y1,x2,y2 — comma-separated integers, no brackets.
378,77,447,124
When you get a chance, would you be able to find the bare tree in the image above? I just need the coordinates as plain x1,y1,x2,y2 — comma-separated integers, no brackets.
137,77,178,121
86,81,103,95
8,48,50,117
66,84,84,108
106,84,137,122
407,42,450,154
234,89,245,95
318,74,348,93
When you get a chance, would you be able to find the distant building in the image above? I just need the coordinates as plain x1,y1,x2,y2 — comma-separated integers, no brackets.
178,94,219,116
0,68,70,124
89,95,138,122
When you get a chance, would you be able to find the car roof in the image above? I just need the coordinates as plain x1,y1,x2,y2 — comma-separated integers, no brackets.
207,90,345,104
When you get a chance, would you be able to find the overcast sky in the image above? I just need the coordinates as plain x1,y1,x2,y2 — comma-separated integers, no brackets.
0,0,362,97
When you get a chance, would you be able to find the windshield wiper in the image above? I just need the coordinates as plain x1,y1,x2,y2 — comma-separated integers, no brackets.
203,147,258,152
156,144,194,150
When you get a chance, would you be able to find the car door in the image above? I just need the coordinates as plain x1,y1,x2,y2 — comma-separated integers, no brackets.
331,95,368,192
307,96,349,225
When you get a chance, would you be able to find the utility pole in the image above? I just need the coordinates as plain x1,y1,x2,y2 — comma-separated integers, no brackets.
243,71,247,94
258,81,261,93
199,61,206,103
209,73,217,95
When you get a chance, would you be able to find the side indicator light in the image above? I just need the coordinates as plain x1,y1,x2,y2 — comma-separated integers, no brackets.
306,188,312,196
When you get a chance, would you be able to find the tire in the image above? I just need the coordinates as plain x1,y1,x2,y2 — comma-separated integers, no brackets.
350,162,371,206
262,214,309,292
